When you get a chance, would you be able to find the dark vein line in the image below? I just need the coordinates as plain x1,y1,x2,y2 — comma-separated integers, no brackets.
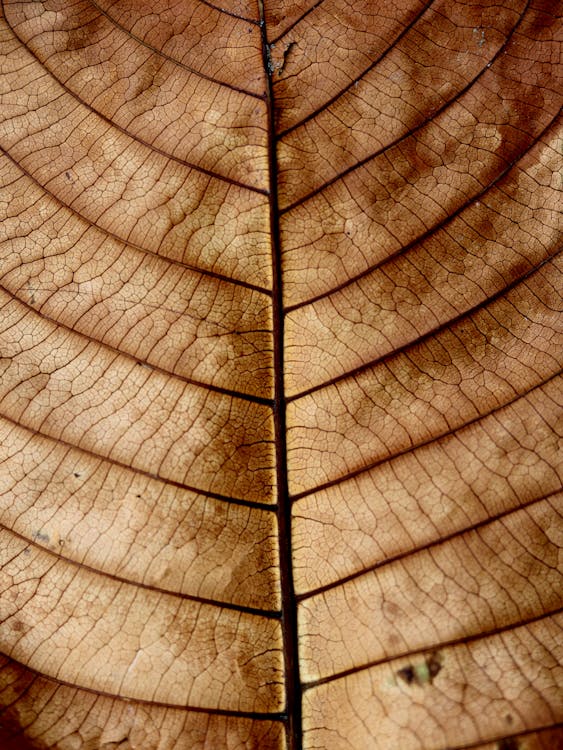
192,0,259,24
0,147,272,297
0,283,274,406
1,3,269,195
445,722,563,750
86,0,264,98
286,248,562,401
0,411,277,513
303,605,563,690
268,0,327,45
284,112,562,312
297,488,563,601
290,370,563,502
280,0,531,212
0,654,285,719
259,3,301,749
0,521,281,618
276,0,435,130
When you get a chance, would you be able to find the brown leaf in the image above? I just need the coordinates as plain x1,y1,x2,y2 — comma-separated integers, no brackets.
0,0,561,748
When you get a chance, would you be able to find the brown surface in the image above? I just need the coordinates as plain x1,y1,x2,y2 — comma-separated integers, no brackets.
0,0,561,748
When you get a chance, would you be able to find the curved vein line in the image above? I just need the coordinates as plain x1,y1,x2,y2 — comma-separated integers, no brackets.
268,0,327,44
290,370,563,502
0,147,272,296
286,249,562,401
0,521,281,617
0,411,277,513
445,723,563,750
302,605,563,690
1,3,268,195
0,284,273,406
280,0,531,212
284,112,561,312
86,0,264,98
297,488,562,601
0,654,284,718
191,0,259,24
276,0,435,129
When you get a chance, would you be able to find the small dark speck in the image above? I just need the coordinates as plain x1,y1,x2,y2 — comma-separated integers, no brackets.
73,472,81,478
505,714,514,725
136,494,141,498
426,651,443,680
397,666,416,685
65,171,72,180
396,651,443,687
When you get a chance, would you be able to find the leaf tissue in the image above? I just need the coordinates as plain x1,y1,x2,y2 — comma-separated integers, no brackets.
0,0,561,748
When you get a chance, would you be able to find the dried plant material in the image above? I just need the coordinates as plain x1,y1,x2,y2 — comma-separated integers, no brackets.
0,1,561,748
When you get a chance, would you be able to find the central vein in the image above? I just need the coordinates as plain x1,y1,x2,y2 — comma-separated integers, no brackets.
258,3,302,749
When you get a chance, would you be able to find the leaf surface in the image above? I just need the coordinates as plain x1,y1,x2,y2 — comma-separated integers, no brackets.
0,0,561,749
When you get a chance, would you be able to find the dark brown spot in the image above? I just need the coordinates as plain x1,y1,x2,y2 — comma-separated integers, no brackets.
426,651,443,681
397,665,415,685
396,651,443,687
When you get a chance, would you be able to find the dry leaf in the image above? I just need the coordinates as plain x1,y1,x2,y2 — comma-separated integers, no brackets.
0,0,561,748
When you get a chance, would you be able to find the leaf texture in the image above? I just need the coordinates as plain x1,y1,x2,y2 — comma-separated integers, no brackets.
0,0,561,749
